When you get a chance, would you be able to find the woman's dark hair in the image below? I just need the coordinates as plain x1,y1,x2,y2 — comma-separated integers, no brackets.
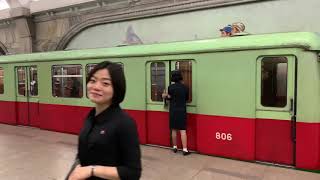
170,70,183,82
87,61,126,105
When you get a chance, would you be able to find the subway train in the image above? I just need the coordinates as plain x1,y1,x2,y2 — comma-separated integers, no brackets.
0,32,319,170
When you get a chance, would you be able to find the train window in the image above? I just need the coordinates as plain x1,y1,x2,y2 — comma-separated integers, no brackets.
175,61,192,102
52,65,83,98
86,64,97,77
0,67,3,94
261,57,288,107
17,67,26,96
85,64,97,98
151,62,165,101
29,66,38,96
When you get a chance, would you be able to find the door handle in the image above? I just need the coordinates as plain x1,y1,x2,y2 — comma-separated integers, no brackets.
290,98,296,143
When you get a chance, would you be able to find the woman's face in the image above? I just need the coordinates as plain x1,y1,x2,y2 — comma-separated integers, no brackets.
87,69,114,106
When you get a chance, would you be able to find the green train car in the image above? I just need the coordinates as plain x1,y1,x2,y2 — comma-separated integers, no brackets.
0,32,319,170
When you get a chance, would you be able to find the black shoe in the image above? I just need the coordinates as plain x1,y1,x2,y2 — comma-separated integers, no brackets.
183,150,191,156
172,147,178,153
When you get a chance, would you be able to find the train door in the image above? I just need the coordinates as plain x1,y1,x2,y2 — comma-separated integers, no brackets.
146,60,197,149
145,61,170,146
15,66,39,127
255,56,296,165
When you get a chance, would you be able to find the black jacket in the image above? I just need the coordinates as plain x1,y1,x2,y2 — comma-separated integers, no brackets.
78,105,142,180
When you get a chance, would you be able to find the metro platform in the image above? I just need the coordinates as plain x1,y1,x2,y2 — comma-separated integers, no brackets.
0,124,319,180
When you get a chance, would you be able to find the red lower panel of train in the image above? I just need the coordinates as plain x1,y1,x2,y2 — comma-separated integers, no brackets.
0,101,16,125
255,119,294,165
296,122,320,169
125,109,147,144
197,114,255,161
0,101,319,170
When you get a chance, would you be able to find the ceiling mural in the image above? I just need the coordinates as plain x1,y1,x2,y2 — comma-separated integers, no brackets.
124,25,143,45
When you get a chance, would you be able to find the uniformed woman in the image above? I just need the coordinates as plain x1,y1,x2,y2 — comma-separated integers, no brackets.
162,70,190,155
67,61,142,180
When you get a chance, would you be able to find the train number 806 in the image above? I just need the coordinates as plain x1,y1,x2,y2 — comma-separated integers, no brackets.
216,132,232,141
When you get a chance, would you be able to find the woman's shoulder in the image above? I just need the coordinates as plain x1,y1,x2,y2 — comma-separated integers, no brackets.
169,83,180,88
116,108,137,127
84,108,95,122
174,82,187,89
115,111,138,136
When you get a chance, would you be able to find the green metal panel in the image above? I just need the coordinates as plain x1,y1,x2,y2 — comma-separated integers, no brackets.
121,58,147,110
296,52,320,123
196,52,256,118
256,111,292,120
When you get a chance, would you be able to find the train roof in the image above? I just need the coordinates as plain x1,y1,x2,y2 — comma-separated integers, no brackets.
1,32,320,63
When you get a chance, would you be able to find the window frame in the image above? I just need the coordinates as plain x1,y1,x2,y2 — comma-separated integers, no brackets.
16,66,27,96
174,60,193,103
256,56,295,111
147,59,196,106
150,61,166,102
51,64,83,98
29,66,38,97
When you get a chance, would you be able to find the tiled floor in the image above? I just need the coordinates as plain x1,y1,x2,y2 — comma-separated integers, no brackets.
0,124,319,180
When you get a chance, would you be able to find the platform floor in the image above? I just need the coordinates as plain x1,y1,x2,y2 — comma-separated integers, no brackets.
0,124,319,180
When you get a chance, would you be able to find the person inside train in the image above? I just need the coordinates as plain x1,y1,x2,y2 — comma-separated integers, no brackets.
162,70,190,156
67,61,142,180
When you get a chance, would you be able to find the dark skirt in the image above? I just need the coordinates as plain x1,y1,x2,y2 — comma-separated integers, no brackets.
169,109,187,130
